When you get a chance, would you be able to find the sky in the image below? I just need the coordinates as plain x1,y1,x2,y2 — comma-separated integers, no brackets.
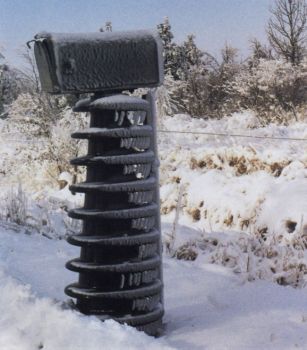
0,0,273,67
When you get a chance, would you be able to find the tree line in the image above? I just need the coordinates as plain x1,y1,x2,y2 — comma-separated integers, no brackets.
156,0,307,124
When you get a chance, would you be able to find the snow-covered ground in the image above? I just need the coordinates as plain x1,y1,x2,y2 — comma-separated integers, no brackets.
1,111,307,349
1,223,307,350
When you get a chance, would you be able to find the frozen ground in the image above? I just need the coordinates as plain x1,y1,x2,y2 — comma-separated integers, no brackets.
1,111,307,348
1,223,307,350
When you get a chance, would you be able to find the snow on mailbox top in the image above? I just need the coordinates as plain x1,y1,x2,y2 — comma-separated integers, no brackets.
33,30,164,94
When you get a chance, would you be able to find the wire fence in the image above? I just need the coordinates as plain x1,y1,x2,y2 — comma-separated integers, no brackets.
1,129,307,143
157,129,307,142
2,138,48,143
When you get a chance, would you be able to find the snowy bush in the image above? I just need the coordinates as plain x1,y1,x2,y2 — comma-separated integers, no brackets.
0,102,87,192
156,74,185,117
7,92,62,137
5,184,28,225
157,37,243,119
230,59,307,124
47,108,87,184
200,230,307,287
0,183,82,239
159,55,307,122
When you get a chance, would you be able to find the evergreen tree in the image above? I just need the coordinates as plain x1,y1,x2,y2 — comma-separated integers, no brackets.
157,17,185,80
182,34,204,69
157,17,174,48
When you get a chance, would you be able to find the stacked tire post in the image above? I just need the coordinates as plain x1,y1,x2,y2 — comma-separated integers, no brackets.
31,28,164,336
65,91,164,336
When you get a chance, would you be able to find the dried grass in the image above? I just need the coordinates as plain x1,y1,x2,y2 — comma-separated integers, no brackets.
190,153,292,177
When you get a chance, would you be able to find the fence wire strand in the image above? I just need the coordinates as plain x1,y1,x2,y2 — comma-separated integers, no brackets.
157,129,307,142
2,129,307,143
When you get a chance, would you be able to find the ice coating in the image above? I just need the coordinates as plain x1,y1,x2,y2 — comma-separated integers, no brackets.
33,30,164,94
90,94,150,111
35,30,161,45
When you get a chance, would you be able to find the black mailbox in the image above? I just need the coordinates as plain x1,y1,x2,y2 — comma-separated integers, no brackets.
32,29,164,336
33,30,163,93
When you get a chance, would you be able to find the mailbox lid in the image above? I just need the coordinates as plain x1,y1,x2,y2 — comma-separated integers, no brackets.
33,30,164,94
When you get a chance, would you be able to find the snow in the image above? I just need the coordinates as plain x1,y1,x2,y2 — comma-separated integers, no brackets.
0,276,171,350
1,224,307,349
164,255,307,350
0,226,173,350
258,180,307,235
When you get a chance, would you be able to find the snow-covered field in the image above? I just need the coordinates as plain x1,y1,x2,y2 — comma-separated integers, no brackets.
1,111,307,349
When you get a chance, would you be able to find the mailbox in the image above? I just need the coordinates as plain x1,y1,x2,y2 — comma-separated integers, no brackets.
32,29,164,336
33,30,163,93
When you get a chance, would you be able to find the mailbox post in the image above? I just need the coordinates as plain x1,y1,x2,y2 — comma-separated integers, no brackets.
32,30,164,336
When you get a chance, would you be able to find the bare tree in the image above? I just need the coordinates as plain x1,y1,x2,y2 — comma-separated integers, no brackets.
250,39,273,61
267,0,307,65
11,47,62,137
17,49,40,94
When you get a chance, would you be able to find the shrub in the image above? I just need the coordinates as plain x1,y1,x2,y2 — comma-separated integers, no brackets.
5,184,28,225
229,58,307,124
